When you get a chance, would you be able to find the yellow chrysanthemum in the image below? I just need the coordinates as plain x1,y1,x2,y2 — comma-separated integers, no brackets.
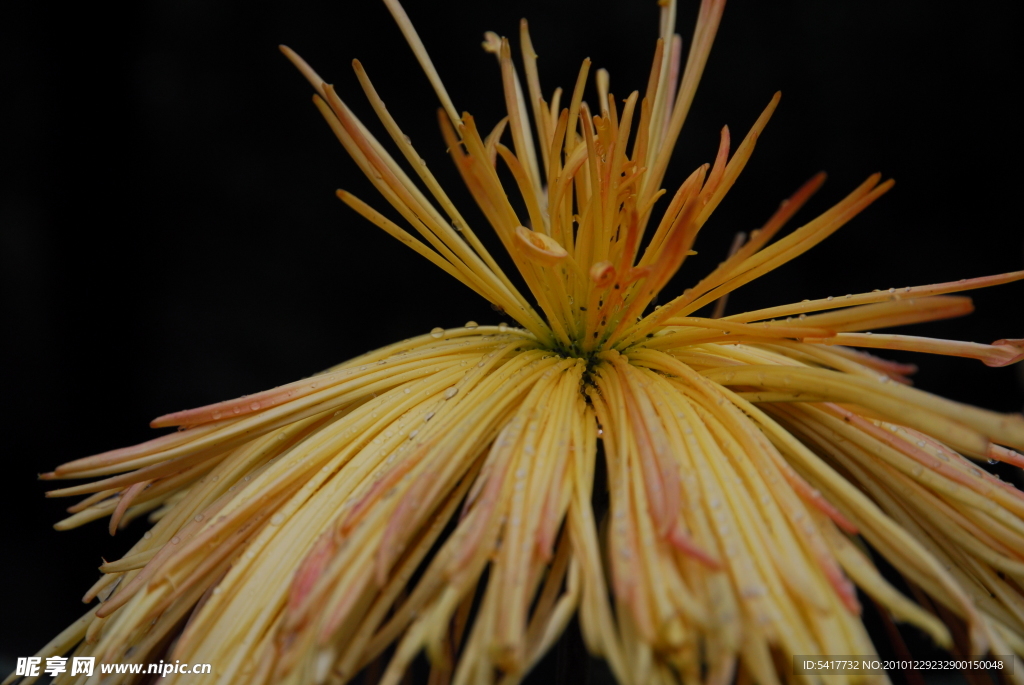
10,1,1024,685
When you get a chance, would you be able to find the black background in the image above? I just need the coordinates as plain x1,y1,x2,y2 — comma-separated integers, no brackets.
2,0,1022,676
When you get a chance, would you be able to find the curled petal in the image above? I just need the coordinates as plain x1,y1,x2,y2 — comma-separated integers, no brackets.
589,261,616,287
514,225,567,265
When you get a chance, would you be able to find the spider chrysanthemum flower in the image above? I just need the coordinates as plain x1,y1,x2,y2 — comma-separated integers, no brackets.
12,1,1024,684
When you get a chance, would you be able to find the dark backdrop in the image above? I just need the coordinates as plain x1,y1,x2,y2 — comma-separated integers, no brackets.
2,0,1022,676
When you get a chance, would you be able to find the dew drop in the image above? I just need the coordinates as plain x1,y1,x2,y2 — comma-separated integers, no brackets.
270,513,285,526
404,388,411,394
430,327,444,338
845,294,852,299
444,387,459,400
498,322,508,332
424,411,435,422
409,429,419,439
250,402,260,411
194,514,204,523
988,459,999,465
233,407,241,414
170,536,180,545
826,296,834,302
465,321,478,329
798,314,806,320
212,411,222,420
143,531,153,540
888,287,896,294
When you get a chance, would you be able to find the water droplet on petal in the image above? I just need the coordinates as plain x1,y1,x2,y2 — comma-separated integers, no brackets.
212,411,222,420
170,536,180,545
430,327,444,338
465,321,478,329
444,387,459,400
270,513,285,526
250,402,260,411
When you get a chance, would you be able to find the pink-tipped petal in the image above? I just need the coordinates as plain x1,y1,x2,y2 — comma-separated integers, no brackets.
667,523,721,570
108,480,151,536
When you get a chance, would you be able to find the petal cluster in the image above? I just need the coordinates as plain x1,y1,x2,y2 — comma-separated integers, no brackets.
13,1,1024,684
